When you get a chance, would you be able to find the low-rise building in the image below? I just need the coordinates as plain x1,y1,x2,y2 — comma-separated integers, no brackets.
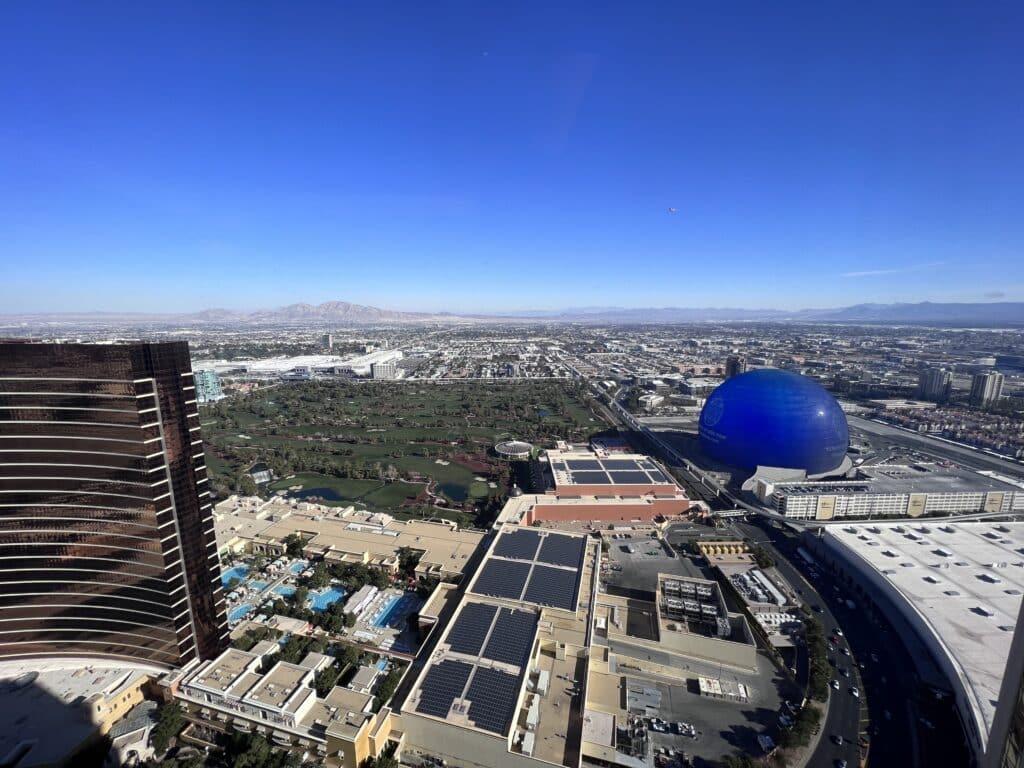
0,659,157,767
214,498,484,579
758,464,1024,521
169,644,386,767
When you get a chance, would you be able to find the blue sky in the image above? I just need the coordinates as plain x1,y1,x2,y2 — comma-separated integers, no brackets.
1,2,1022,313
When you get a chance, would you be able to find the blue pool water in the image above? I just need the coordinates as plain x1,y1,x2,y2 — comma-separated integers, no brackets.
274,586,297,597
228,603,253,622
248,580,268,591
310,586,346,612
289,562,305,574
372,594,422,629
221,565,249,587
376,659,388,671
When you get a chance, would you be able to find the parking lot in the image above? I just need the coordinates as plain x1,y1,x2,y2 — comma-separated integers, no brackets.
638,653,795,768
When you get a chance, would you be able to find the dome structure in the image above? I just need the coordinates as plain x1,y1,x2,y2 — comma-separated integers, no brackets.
495,440,533,460
698,369,849,475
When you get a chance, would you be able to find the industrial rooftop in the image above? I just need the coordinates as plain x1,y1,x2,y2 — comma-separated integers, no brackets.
774,463,1024,496
546,449,674,489
824,520,1024,743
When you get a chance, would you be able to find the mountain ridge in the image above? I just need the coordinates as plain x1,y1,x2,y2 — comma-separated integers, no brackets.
3,300,1023,327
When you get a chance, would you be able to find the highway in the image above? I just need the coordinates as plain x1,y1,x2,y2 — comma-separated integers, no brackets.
734,521,870,768
737,518,973,768
847,413,1024,479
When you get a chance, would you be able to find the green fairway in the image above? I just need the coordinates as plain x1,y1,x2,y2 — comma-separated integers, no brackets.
268,472,423,508
202,379,607,519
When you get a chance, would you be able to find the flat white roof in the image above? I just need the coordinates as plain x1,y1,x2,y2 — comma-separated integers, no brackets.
825,521,1024,743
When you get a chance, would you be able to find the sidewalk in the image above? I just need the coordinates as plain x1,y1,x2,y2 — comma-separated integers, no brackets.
786,695,831,768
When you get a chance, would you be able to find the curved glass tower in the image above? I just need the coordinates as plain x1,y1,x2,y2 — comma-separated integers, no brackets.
0,341,228,667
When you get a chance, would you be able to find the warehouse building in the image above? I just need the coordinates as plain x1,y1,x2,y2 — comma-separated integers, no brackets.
757,464,1024,521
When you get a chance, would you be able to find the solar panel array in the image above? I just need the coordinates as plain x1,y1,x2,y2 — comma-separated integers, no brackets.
483,608,538,667
537,533,587,568
447,602,498,657
415,660,473,719
471,529,585,611
493,528,543,560
471,559,531,601
466,667,523,734
553,455,675,487
524,566,581,609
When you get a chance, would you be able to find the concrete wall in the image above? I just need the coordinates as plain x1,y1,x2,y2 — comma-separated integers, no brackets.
526,498,689,524
554,483,678,498
608,624,757,672
399,712,562,768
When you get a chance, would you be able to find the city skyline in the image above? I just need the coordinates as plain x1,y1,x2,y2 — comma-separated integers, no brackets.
2,2,1022,313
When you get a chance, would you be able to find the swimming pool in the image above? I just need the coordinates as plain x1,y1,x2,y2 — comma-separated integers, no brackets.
376,658,388,671
274,586,297,597
228,603,253,622
310,586,346,612
372,593,422,629
248,580,269,591
221,564,249,587
289,562,305,574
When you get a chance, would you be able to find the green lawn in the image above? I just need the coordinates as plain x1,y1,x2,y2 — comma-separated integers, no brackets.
268,472,424,508
203,379,607,516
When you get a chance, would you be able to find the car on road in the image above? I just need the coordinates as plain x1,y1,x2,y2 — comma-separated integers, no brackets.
831,679,840,690
850,686,860,698
836,760,848,768
871,652,879,662
832,734,844,746
840,668,850,678
840,647,850,656
813,604,823,612
834,628,844,637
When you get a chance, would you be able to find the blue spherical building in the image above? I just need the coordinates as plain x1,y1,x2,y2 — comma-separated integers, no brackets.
698,369,849,475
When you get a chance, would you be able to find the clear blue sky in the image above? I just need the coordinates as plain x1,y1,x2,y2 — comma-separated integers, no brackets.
1,2,1022,313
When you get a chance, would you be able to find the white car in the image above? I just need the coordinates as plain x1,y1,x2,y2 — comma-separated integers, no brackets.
831,679,840,690
850,687,860,698
834,628,844,637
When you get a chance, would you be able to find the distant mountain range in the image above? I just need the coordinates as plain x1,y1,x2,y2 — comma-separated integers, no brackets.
3,300,1023,327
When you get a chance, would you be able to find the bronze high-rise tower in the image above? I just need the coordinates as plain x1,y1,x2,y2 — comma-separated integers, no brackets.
0,341,228,667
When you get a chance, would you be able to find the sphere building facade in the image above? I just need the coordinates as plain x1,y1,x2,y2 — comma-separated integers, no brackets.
698,369,849,475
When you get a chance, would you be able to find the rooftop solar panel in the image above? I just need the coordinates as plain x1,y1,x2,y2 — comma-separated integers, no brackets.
466,667,523,735
483,608,537,667
638,460,657,470
567,459,602,470
471,560,530,601
537,533,586,568
602,459,639,470
447,602,498,657
609,470,652,484
524,565,580,611
416,660,472,719
570,471,612,484
647,470,669,483
493,529,543,561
